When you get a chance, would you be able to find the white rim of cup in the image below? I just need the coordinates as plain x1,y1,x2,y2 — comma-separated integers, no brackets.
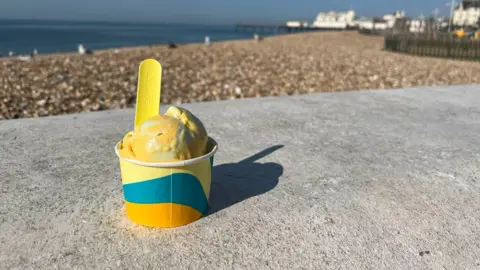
114,137,218,168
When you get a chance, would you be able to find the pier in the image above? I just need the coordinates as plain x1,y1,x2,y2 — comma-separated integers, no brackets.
235,24,355,34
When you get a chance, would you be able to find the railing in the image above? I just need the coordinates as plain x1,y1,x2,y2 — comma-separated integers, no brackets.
384,33,480,61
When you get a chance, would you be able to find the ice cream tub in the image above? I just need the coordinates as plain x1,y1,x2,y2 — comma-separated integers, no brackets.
114,137,218,228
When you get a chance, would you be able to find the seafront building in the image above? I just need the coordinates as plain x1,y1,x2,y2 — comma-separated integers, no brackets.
383,11,406,28
408,19,427,33
284,8,448,34
286,21,309,27
311,10,356,29
355,11,406,32
284,10,355,29
287,9,406,31
452,0,480,27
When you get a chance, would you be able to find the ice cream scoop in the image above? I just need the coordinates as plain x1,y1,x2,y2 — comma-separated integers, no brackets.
164,105,207,158
119,106,208,162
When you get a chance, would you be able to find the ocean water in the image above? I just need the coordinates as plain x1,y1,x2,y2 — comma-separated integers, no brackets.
0,19,277,55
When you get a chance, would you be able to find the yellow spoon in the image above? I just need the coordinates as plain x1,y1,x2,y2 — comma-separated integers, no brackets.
134,59,162,128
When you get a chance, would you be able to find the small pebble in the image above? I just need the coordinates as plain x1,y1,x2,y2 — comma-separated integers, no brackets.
234,87,242,95
419,251,431,256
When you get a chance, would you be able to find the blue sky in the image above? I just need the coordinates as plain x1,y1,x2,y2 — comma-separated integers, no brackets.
0,0,454,24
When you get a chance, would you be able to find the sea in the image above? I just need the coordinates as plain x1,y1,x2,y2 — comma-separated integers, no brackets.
0,19,278,56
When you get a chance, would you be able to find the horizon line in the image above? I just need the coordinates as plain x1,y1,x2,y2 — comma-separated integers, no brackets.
0,17,244,27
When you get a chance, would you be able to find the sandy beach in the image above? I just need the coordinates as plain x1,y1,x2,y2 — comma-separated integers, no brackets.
1,31,480,120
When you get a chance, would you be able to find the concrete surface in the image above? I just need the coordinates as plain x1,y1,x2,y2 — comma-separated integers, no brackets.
1,85,480,269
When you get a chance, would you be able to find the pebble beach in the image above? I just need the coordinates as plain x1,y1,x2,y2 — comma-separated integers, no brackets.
1,31,480,120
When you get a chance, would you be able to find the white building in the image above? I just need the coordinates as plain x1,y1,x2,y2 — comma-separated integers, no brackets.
383,10,406,28
409,19,427,33
356,19,374,30
373,20,388,30
312,10,356,29
286,21,309,27
452,0,480,27
355,11,405,31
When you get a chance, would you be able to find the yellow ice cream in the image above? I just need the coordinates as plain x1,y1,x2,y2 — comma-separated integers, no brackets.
119,106,208,162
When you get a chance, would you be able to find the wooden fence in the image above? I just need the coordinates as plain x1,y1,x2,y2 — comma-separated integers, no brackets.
384,34,480,61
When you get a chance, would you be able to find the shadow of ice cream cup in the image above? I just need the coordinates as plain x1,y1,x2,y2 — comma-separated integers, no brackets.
114,137,218,228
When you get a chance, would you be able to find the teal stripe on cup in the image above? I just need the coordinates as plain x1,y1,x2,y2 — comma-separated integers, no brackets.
122,173,209,214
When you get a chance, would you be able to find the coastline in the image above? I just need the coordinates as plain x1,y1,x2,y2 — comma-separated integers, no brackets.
0,29,275,60
2,31,480,120
0,35,253,60
0,20,276,56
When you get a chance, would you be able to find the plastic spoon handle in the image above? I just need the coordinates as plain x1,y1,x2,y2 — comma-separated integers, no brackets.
134,59,162,128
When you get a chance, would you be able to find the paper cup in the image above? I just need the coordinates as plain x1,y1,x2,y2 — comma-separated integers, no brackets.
114,137,218,228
